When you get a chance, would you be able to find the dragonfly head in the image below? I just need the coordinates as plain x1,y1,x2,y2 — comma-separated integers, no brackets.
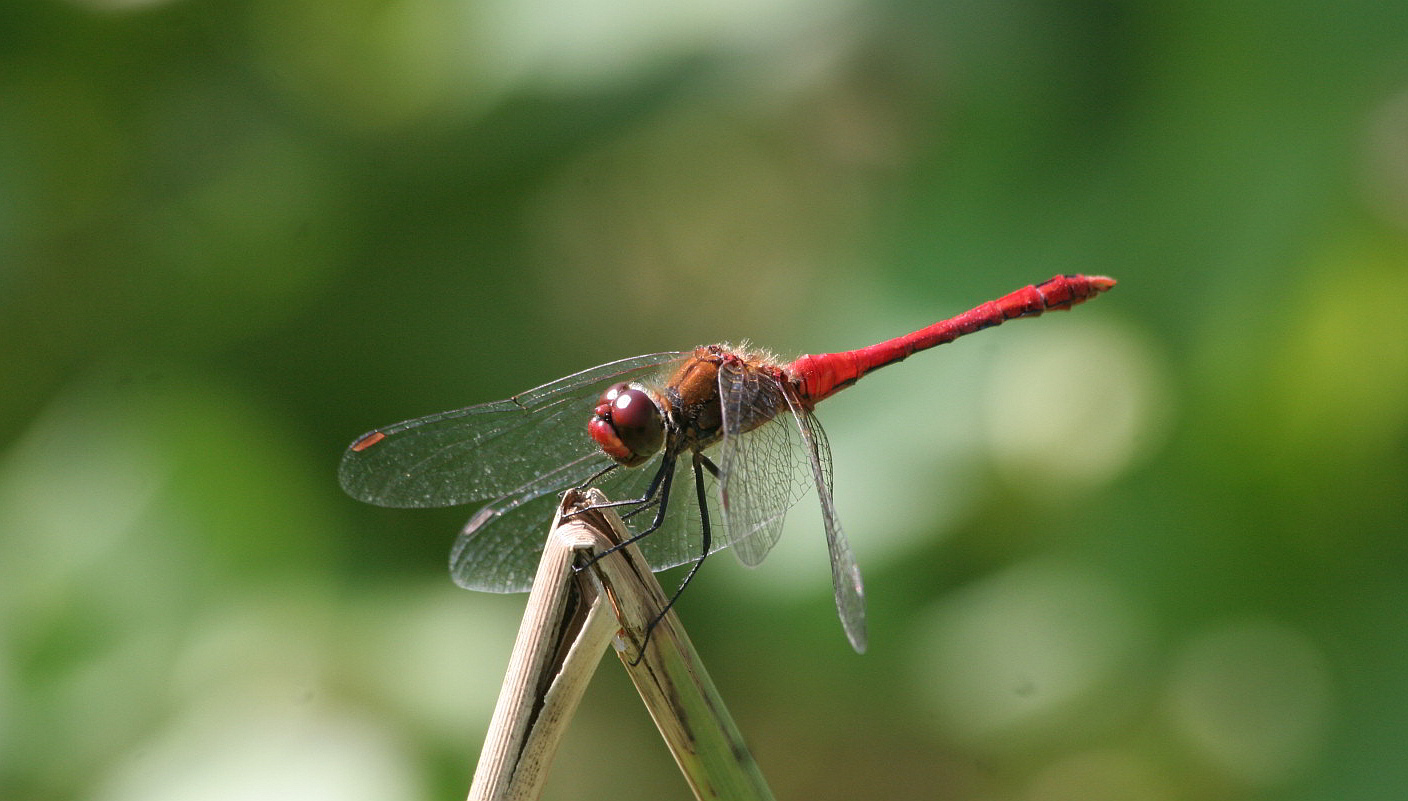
589,382,666,468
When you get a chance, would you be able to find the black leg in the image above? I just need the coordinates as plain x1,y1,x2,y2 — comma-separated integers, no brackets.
632,451,714,662
580,454,677,565
574,461,619,490
698,453,721,479
576,455,671,516
570,453,671,536
621,496,661,521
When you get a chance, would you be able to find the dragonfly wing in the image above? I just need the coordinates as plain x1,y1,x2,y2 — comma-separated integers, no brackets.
782,389,867,653
339,352,684,508
448,449,616,592
716,360,810,567
449,448,730,592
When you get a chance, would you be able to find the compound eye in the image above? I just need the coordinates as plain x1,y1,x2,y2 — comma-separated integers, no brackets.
609,387,664,456
599,382,628,406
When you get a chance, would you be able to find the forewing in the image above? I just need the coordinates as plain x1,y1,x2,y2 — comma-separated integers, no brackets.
339,352,684,508
716,360,811,567
782,390,868,653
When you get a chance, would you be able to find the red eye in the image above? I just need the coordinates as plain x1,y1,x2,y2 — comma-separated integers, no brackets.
610,388,657,436
589,384,664,466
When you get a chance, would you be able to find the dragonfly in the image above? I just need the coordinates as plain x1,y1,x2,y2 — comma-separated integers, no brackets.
340,274,1115,653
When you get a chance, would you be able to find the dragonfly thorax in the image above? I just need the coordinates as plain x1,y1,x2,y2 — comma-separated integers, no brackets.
588,382,667,467
664,346,790,453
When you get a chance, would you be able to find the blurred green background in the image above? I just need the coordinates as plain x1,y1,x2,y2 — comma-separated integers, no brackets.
3,0,1407,799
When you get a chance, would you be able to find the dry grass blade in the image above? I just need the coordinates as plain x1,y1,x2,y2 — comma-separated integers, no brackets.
466,501,617,801
569,489,775,801
467,489,773,801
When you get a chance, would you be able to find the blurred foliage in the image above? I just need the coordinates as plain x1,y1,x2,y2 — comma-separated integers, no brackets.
2,0,1407,799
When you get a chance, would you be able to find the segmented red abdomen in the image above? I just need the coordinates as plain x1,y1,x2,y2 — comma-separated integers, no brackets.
789,274,1115,404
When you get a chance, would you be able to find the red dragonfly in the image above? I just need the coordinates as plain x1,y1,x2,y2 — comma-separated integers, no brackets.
340,274,1114,652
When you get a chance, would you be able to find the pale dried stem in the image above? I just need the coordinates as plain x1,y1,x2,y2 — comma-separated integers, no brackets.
467,489,773,801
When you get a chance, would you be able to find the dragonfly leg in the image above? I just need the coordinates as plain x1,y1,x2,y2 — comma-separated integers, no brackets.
698,453,721,479
631,451,713,664
574,461,620,491
621,495,662,521
620,455,708,521
573,456,671,517
577,454,676,565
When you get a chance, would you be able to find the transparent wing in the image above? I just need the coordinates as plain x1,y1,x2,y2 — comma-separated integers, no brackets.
781,389,868,653
338,352,685,508
449,449,729,592
716,360,811,567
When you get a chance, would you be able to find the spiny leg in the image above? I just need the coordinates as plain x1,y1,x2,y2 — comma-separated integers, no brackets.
621,455,712,521
633,450,714,662
621,498,662,525
578,453,677,567
699,453,720,479
574,461,619,491
569,452,668,536
569,458,662,529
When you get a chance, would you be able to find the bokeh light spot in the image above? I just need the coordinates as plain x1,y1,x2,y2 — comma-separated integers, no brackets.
1166,618,1332,787
982,321,1170,495
907,559,1148,747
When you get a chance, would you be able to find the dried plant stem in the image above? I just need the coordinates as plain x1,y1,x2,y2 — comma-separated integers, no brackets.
467,489,773,801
